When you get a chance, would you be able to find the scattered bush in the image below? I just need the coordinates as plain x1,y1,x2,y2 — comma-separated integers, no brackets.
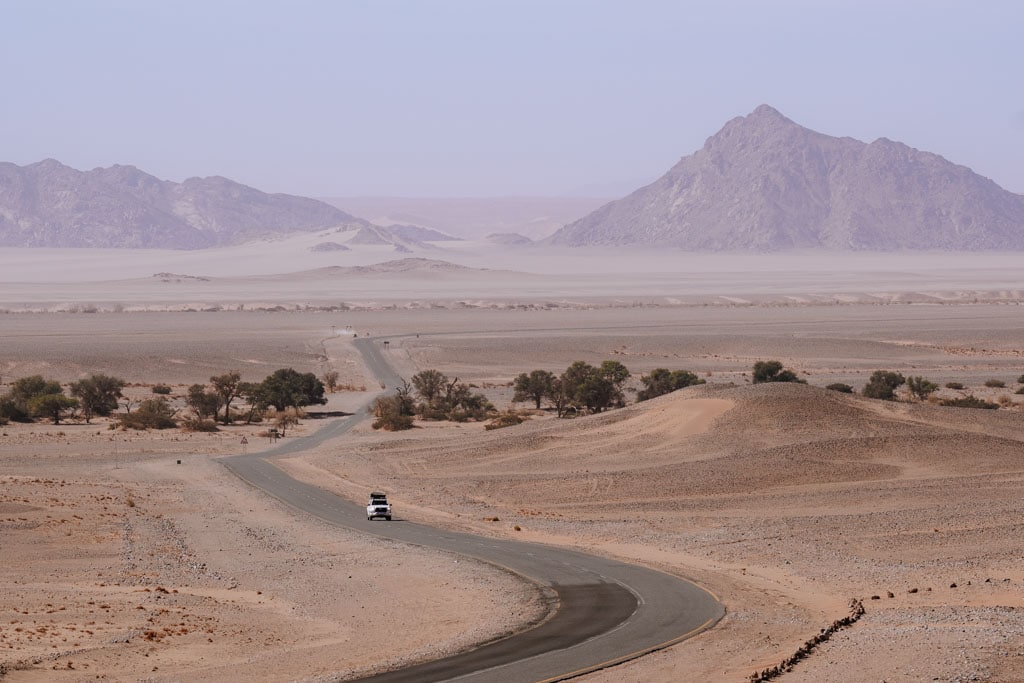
862,371,906,400
997,395,1014,407
151,384,172,395
825,383,854,393
984,379,1006,388
181,417,219,432
940,396,999,410
945,382,965,390
1016,387,1024,395
1018,374,1024,384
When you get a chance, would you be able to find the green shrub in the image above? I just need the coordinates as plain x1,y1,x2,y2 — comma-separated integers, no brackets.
371,395,415,431
752,360,805,384
945,382,965,390
119,398,177,429
151,384,172,395
862,371,906,400
636,368,705,401
940,396,999,410
984,379,1006,388
826,383,854,393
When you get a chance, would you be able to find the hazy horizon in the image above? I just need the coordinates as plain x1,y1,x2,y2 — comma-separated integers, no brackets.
4,1,1023,198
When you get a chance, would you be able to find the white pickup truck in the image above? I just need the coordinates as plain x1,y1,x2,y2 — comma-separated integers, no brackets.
366,492,392,521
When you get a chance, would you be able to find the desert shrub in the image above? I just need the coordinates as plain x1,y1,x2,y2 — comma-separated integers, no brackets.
371,395,414,431
180,417,219,432
752,360,804,384
485,412,526,430
945,382,965,390
412,370,495,421
984,379,1006,388
825,383,854,393
906,376,939,401
940,395,999,410
636,368,705,401
0,397,31,423
1016,387,1024,395
1018,374,1024,384
862,371,906,400
119,398,177,429
321,370,339,393
997,395,1014,407
151,384,172,395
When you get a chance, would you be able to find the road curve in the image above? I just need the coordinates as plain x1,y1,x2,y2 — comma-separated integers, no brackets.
222,337,724,682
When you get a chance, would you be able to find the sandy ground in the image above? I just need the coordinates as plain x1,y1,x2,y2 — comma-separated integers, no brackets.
2,267,1024,681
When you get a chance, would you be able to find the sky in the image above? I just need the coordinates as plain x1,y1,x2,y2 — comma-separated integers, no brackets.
3,0,1023,198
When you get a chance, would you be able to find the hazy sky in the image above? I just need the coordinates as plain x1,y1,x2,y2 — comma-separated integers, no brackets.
4,0,1022,197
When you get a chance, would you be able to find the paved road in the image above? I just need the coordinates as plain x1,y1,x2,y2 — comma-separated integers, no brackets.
222,337,724,682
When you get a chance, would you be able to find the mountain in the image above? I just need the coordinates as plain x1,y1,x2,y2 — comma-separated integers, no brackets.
547,105,1024,251
0,159,370,249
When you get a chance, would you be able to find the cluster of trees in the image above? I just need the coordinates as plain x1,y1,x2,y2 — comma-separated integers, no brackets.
0,368,326,430
511,361,632,417
373,370,493,431
0,374,125,425
374,360,711,431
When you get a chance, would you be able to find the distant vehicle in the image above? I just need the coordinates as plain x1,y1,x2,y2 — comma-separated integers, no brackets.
366,492,392,521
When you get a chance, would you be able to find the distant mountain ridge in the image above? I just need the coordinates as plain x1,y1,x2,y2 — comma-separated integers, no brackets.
548,105,1024,251
0,159,370,249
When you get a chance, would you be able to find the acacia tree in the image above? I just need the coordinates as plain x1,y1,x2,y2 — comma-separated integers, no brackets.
512,370,556,409
70,373,125,423
546,378,572,418
238,381,268,424
411,369,447,405
210,372,242,424
29,393,78,424
259,369,326,411
186,384,220,420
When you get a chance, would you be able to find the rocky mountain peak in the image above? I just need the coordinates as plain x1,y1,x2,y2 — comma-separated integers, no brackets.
547,106,1024,251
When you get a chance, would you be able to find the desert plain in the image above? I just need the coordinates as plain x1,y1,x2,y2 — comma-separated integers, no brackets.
1,248,1024,682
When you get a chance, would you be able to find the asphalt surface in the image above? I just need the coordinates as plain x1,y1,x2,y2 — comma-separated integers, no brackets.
221,336,725,682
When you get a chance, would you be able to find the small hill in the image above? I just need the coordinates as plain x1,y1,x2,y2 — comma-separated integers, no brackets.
486,232,533,245
547,105,1024,251
0,159,370,249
